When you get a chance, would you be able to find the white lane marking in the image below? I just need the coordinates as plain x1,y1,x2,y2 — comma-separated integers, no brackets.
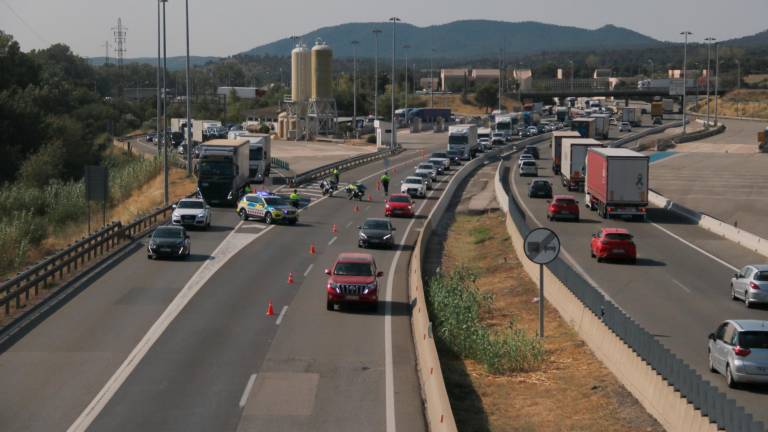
239,374,257,408
240,224,267,229
671,278,691,293
69,150,428,432
303,264,314,277
345,221,353,228
649,222,739,271
328,236,338,246
275,306,288,325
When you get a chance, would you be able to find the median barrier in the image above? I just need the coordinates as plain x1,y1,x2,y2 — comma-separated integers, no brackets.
494,159,765,432
649,190,768,259
408,134,549,432
611,120,686,148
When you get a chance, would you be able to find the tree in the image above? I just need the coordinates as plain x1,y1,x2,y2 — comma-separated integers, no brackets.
475,84,499,112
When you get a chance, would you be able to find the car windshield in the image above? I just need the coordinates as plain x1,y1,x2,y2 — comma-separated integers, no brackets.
249,147,264,161
418,164,433,169
263,197,285,206
555,198,576,205
177,200,204,209
154,228,184,239
754,272,768,282
738,331,768,349
389,196,410,203
405,178,422,184
522,161,536,167
605,233,633,241
533,182,550,189
363,220,390,230
334,262,373,276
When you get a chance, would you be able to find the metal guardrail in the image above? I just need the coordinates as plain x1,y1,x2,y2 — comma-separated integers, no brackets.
610,120,686,148
271,157,290,171
0,201,181,322
290,146,404,187
498,162,766,432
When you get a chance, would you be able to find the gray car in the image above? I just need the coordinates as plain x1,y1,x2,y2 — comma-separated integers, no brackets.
708,320,768,388
358,218,396,249
731,265,768,308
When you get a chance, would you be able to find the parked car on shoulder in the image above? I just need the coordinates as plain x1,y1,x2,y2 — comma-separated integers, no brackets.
590,228,636,263
708,320,768,388
325,253,383,311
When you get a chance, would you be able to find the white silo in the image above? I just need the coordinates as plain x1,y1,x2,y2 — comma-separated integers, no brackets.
291,43,310,103
311,39,333,100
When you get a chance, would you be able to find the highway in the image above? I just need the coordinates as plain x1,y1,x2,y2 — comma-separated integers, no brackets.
505,139,768,425
0,132,459,432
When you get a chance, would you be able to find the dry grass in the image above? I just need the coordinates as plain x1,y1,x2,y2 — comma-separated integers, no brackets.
412,94,521,116
436,210,663,432
692,90,768,119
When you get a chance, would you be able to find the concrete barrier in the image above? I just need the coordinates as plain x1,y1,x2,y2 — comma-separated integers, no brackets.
649,190,768,258
494,164,720,432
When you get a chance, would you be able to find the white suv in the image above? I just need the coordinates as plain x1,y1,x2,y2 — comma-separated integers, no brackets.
519,160,538,177
171,198,211,229
401,176,427,198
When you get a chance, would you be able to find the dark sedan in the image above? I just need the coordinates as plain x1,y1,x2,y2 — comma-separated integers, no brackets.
147,225,190,259
358,218,396,249
528,179,553,198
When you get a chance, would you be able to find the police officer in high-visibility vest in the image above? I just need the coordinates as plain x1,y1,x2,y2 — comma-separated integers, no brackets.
331,167,340,185
380,172,391,196
289,189,300,208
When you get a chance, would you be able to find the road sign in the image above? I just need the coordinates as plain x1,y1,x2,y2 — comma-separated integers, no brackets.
524,228,561,265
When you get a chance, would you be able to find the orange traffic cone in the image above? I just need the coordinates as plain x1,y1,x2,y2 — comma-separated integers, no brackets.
332,224,337,234
310,242,316,255
354,204,360,213
393,167,397,174
376,181,381,191
266,300,275,316
368,193,372,202
287,272,294,284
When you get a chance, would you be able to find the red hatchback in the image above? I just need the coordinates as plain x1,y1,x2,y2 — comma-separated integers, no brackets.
591,228,637,263
385,194,414,217
325,253,384,311
547,195,580,222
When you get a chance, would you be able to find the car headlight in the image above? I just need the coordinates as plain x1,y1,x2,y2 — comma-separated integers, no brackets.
149,241,157,249
363,283,377,294
359,232,367,239
196,213,205,219
383,234,392,240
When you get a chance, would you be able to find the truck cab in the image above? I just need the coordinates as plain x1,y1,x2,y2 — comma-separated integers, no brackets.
197,139,250,206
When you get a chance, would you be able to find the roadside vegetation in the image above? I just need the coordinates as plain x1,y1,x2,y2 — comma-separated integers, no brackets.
429,207,663,431
692,89,768,119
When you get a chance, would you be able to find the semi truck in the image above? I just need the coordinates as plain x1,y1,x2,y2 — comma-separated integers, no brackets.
591,113,611,139
571,117,596,138
556,106,570,122
622,107,642,127
551,131,582,174
494,115,518,138
651,101,664,119
561,138,603,191
585,147,649,220
196,138,250,206
447,124,478,160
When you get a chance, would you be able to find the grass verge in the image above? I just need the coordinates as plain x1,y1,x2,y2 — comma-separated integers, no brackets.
430,209,663,432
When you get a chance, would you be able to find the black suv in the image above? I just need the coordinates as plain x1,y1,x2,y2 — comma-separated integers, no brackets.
523,145,539,160
528,179,553,198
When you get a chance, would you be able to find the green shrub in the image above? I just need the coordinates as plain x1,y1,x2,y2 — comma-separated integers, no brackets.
426,267,545,374
469,226,492,244
366,134,377,144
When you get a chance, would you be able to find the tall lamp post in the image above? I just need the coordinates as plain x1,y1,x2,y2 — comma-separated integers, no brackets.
705,37,715,126
430,47,436,107
681,31,692,134
568,60,574,92
161,0,169,205
648,59,654,78
351,40,359,136
403,44,410,112
184,0,192,176
372,29,381,119
156,1,161,157
735,59,741,89
498,48,503,113
389,17,400,149
714,42,720,126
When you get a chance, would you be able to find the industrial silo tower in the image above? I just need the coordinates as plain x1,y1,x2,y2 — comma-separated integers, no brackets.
308,39,337,136
291,43,310,105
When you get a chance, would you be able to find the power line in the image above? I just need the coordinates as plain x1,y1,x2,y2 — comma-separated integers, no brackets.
0,0,49,45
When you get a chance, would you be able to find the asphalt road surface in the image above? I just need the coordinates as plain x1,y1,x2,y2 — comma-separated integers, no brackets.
0,132,473,432
505,140,768,425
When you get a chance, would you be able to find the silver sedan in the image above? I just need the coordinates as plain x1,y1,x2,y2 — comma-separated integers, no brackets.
708,320,768,388
731,265,768,308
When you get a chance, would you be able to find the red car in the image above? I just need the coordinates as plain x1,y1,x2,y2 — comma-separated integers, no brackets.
590,228,637,263
325,253,384,311
385,194,414,217
547,195,580,222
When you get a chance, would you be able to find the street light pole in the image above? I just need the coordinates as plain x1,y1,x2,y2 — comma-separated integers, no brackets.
648,59,654,78
403,44,410,112
681,31,692,134
498,48,503,113
390,17,399,149
714,42,720,126
705,37,715,126
156,0,161,157
430,48,435,107
161,0,169,205
185,0,192,176
351,40,359,136
372,29,381,119
736,59,741,90
569,60,574,92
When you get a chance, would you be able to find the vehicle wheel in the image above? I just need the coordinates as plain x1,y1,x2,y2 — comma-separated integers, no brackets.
629,257,637,265
731,285,737,301
206,221,211,229
326,300,334,311
239,209,248,221
708,351,717,373
369,302,379,313
147,254,154,260
726,364,738,388
265,213,273,225
590,249,595,258
745,294,752,309
596,256,602,263
575,217,580,223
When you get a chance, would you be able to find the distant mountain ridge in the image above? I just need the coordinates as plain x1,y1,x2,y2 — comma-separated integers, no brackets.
87,56,218,70
242,20,662,59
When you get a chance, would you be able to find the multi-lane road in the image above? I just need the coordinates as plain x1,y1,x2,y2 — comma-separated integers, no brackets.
506,139,768,425
0,132,466,432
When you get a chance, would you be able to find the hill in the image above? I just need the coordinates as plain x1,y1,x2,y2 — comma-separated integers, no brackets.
87,56,219,70
241,20,661,59
723,29,768,47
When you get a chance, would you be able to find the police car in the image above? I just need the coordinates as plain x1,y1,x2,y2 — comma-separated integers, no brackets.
236,192,299,225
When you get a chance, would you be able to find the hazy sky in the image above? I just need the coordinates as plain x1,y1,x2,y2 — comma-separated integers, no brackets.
2,0,767,57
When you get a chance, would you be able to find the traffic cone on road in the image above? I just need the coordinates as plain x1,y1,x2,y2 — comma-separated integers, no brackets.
266,300,275,316
310,242,316,255
332,224,337,234
354,204,360,213
287,272,294,284
368,193,372,202
376,181,381,191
